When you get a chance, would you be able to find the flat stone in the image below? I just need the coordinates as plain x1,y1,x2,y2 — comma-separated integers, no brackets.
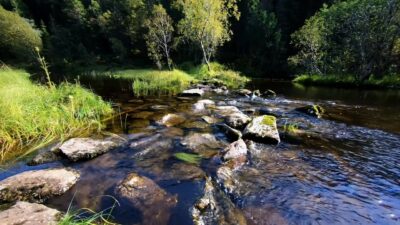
116,173,177,225
222,139,247,161
225,112,251,129
0,168,80,203
181,133,224,158
59,138,120,162
0,201,62,225
160,113,186,127
243,116,280,144
180,89,204,97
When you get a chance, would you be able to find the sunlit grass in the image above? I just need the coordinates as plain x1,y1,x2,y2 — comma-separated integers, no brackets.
0,68,113,161
174,152,202,165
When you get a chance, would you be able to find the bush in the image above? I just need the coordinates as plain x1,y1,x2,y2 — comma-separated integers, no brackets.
0,68,112,160
0,6,42,62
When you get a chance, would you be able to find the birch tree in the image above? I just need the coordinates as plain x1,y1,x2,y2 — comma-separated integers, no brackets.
175,0,240,71
144,4,174,70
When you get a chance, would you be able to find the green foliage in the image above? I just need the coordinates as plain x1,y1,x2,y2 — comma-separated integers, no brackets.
290,0,400,80
0,68,113,161
0,6,42,62
144,4,174,70
175,0,240,69
113,69,194,96
187,62,249,89
174,152,202,165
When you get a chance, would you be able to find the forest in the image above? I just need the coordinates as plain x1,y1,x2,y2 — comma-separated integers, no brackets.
0,1,399,225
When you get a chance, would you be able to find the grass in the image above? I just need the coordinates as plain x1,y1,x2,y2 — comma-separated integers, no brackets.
293,74,400,89
0,68,113,161
174,152,202,165
113,69,194,96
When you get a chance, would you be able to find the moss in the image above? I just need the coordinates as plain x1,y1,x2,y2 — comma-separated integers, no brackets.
261,115,277,126
313,105,325,114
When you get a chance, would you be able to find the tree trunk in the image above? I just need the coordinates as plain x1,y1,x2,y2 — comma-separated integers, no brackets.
200,41,211,71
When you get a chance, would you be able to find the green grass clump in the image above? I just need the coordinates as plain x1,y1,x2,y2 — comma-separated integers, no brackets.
186,62,249,89
174,152,202,165
261,115,277,126
0,68,113,161
283,123,299,134
293,74,400,89
113,69,194,97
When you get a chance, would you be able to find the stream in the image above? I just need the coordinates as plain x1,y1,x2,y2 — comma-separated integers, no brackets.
1,79,399,225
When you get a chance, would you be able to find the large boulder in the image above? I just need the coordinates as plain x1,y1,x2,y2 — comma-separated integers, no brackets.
296,105,325,118
116,173,177,225
243,116,280,144
225,112,251,129
59,138,121,162
160,113,186,127
0,168,80,203
0,201,62,225
180,89,204,97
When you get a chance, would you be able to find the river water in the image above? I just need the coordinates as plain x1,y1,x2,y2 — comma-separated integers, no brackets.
1,79,399,225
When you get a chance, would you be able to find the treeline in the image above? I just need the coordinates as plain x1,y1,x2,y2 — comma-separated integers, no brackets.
0,0,398,79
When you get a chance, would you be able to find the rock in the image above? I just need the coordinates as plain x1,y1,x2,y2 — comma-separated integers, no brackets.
151,105,169,110
236,89,252,96
296,105,325,118
27,151,61,166
262,89,276,98
0,168,80,203
252,90,261,97
130,119,150,128
214,106,242,117
181,133,224,158
258,108,280,117
243,116,280,144
192,178,247,225
0,201,62,225
116,173,177,225
218,124,242,141
225,112,251,129
202,116,219,124
216,166,236,196
59,138,120,162
165,163,206,181
243,206,288,225
182,121,209,129
222,139,247,161
193,99,215,112
242,108,256,114
197,99,215,105
160,113,186,127
180,89,204,97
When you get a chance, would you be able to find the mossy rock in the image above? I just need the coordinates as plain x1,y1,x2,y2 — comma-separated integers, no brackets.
296,105,325,118
261,115,276,126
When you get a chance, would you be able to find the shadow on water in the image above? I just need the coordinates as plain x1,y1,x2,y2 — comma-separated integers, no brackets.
1,78,400,225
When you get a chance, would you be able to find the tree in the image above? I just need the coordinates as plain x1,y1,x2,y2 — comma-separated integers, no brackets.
144,4,174,70
0,6,42,62
290,0,400,80
175,0,240,70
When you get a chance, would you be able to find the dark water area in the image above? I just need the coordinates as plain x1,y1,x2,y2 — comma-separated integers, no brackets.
1,79,399,225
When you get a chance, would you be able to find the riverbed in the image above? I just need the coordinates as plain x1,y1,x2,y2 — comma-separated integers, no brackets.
1,79,399,225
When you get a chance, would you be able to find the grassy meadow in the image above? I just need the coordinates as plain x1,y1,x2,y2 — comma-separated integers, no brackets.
0,68,113,161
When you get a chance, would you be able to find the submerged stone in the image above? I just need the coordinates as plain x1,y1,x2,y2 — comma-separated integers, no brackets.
296,105,325,118
0,201,62,225
243,116,280,144
160,113,186,127
131,111,154,119
181,133,225,158
222,139,248,162
116,173,177,225
59,137,121,162
27,151,62,166
0,168,80,203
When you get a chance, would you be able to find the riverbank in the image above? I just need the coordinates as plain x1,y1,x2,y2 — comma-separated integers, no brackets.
293,74,400,89
0,68,113,161
75,62,249,96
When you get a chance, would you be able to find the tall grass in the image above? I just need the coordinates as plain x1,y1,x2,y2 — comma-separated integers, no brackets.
113,69,194,96
0,68,113,161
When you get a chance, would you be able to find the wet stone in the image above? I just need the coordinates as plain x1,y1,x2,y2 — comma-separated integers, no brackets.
180,89,205,97
225,112,251,129
181,133,225,158
218,124,242,141
222,139,248,162
202,116,219,124
160,113,186,127
116,173,177,225
296,105,325,118
164,163,206,181
59,137,121,162
262,89,277,98
243,116,280,144
131,111,154,119
27,151,61,166
236,89,252,96
0,201,62,225
214,106,242,117
0,168,80,203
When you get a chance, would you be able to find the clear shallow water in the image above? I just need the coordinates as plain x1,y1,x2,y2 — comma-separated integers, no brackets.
1,80,399,225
